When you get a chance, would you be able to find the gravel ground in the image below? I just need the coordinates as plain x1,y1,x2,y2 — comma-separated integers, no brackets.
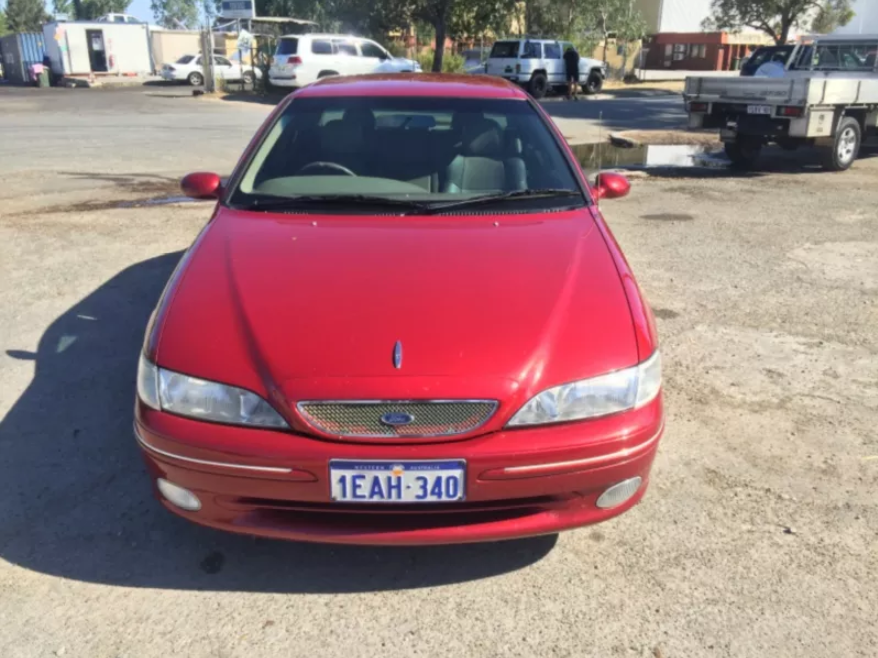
0,87,876,658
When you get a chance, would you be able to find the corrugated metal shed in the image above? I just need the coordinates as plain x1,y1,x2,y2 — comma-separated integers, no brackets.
0,33,47,84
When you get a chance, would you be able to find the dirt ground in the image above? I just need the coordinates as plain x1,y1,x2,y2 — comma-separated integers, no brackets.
0,87,876,658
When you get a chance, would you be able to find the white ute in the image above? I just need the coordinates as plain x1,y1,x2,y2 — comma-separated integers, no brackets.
484,39,606,98
269,34,421,88
685,34,878,171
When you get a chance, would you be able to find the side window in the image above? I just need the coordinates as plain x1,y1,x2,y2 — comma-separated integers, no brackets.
544,43,561,59
214,56,232,67
194,56,202,66
113,16,124,22
311,39,334,55
334,41,358,56
522,41,542,59
360,41,387,59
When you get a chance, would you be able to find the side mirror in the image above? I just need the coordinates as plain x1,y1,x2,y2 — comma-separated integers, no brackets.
592,172,630,200
181,172,222,199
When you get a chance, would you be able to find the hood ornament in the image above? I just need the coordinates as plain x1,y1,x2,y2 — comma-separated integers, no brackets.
393,340,403,369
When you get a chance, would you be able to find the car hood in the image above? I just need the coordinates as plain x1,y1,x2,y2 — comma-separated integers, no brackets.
155,207,637,408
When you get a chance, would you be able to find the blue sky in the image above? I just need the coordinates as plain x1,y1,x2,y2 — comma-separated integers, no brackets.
126,0,152,22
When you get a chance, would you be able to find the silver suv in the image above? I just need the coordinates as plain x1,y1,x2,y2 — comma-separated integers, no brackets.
485,39,606,98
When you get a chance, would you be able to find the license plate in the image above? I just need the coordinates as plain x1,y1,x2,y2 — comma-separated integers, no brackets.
330,460,466,503
747,105,772,115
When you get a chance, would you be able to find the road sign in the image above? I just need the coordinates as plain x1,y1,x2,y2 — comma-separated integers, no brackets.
221,0,255,19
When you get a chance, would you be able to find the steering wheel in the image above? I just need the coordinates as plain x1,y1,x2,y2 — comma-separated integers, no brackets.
297,161,357,176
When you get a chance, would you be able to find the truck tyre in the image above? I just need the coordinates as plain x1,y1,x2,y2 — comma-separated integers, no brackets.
724,136,762,169
188,71,204,86
582,72,603,94
529,72,548,99
820,116,860,171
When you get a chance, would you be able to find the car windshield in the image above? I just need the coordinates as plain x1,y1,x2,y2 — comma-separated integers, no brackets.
490,42,520,58
230,96,583,212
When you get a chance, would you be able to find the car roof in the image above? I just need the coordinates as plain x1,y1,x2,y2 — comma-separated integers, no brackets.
278,33,370,40
295,73,528,99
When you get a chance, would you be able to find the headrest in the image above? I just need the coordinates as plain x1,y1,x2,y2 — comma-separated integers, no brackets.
342,107,376,131
461,117,503,157
320,119,365,154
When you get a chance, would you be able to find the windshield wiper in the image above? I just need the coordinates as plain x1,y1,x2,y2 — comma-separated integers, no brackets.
234,194,431,213
423,188,583,214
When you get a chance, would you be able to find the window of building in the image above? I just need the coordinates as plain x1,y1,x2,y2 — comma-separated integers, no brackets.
672,44,686,61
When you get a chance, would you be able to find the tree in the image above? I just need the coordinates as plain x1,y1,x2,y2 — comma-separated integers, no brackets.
5,0,48,32
151,0,198,27
0,9,9,36
52,0,74,18
703,0,853,45
811,0,854,33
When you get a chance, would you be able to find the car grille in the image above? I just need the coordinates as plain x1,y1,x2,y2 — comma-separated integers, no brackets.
296,401,498,438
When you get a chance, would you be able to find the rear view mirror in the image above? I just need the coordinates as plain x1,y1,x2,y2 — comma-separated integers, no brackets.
181,172,222,200
592,172,630,200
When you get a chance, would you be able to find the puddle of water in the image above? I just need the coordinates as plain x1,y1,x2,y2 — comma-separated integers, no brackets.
571,143,729,171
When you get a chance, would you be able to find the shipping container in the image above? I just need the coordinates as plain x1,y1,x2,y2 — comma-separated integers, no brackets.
43,22,152,77
0,33,47,84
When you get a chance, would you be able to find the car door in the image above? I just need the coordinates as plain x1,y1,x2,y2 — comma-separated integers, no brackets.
544,42,563,85
359,39,389,73
213,56,235,80
332,39,361,76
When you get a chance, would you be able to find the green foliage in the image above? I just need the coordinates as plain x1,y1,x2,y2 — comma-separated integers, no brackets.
5,0,48,32
74,0,131,20
416,48,465,72
810,0,854,33
0,10,9,36
151,0,199,28
703,0,853,44
52,0,73,18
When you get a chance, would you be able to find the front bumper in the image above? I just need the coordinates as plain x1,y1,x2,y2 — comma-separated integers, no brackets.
135,397,663,545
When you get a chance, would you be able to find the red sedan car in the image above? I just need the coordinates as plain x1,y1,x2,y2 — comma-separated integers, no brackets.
134,74,663,545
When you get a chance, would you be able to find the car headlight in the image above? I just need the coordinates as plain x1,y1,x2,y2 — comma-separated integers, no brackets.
137,355,288,428
507,351,661,427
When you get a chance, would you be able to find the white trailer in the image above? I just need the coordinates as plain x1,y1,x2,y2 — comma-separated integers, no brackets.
43,21,152,78
684,34,878,171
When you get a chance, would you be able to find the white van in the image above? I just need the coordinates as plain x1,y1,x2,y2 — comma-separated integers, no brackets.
485,39,606,98
269,34,421,88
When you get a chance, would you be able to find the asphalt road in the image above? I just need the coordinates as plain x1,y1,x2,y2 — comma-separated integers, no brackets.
0,86,875,658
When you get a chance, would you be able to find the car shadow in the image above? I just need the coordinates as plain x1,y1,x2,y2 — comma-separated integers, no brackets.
0,252,556,593
220,89,288,106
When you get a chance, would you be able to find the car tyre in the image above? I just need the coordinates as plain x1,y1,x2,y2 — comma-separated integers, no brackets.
528,72,548,99
582,72,603,95
819,116,860,171
188,71,204,87
724,136,762,169
242,71,255,86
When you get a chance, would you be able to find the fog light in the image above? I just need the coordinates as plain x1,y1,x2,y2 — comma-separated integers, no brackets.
157,478,201,511
596,477,642,509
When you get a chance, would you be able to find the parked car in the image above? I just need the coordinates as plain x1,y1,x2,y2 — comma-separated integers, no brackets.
685,34,878,171
97,13,142,24
160,54,262,86
268,33,420,88
135,73,663,546
485,38,607,98
462,47,490,73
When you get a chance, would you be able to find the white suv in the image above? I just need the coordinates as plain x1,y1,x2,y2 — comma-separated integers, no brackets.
269,34,421,88
485,39,606,98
